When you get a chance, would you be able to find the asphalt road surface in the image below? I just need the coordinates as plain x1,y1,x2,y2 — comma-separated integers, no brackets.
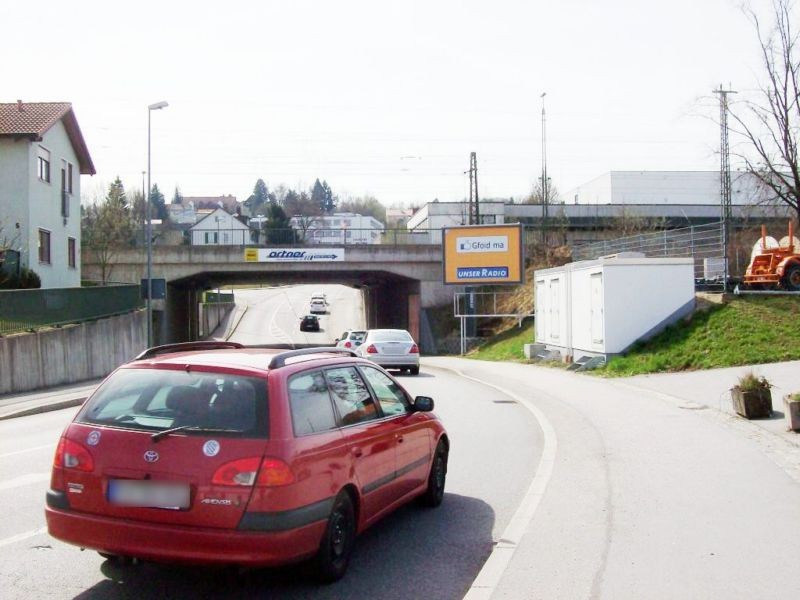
220,284,366,346
0,366,542,599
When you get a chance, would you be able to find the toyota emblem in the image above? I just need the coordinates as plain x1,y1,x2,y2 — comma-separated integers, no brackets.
143,450,159,463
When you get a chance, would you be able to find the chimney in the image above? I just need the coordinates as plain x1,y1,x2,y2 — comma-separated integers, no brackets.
16,99,24,112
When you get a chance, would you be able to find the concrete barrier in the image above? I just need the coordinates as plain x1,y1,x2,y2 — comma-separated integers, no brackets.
198,303,235,338
0,310,146,395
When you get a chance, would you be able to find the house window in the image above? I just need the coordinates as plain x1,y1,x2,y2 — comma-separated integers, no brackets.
37,147,51,182
61,160,74,194
38,229,51,264
204,232,219,244
68,237,76,268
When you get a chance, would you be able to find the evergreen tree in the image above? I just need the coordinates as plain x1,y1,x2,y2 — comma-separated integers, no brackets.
172,185,184,205
106,177,127,210
321,180,336,213
263,202,292,243
149,184,168,220
245,178,269,215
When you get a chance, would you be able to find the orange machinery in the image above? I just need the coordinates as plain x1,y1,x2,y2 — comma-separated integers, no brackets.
743,221,800,291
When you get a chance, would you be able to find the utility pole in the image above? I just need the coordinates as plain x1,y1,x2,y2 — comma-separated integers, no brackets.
540,92,549,249
713,85,736,291
468,152,480,225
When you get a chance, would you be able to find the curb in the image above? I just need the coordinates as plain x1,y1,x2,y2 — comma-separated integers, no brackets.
0,397,87,421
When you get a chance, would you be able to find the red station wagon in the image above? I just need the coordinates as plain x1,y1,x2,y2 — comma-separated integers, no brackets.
45,342,449,581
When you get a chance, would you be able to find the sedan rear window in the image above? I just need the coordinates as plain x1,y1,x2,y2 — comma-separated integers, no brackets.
76,368,268,438
370,330,412,342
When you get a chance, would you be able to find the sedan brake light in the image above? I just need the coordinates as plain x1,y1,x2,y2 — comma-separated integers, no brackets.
366,344,378,354
344,341,352,348
212,457,295,487
409,343,419,354
54,437,95,472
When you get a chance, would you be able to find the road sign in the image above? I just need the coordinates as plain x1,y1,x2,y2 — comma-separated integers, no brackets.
442,224,524,285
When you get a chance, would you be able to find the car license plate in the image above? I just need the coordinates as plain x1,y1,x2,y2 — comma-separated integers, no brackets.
108,480,190,509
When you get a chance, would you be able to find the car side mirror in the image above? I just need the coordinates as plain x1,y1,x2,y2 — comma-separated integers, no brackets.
413,396,434,412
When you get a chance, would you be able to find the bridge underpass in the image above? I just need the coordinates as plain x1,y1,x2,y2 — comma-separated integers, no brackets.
83,245,448,351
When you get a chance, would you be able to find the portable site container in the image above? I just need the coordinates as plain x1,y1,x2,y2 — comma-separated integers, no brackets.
534,255,695,361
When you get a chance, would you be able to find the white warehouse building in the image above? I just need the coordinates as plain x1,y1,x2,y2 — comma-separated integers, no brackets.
564,171,773,206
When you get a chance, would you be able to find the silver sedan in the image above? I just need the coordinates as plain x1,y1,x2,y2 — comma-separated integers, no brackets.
355,329,420,375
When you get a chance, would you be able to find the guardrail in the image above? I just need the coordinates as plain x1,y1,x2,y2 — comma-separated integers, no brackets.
0,283,143,336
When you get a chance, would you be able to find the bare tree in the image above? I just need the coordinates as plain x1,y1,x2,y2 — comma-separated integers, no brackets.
82,187,136,284
729,0,800,224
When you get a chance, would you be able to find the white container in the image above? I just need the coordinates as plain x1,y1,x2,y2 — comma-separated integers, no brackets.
534,256,695,360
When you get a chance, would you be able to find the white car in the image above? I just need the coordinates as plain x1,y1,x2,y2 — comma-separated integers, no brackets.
309,299,327,314
311,291,328,304
336,330,366,349
355,329,420,375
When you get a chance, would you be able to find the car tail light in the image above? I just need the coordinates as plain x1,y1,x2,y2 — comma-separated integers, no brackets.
54,437,94,472
366,344,378,354
409,343,419,354
212,457,295,487
344,341,352,348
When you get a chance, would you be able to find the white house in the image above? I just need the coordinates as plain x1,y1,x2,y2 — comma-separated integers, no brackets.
406,201,507,243
189,208,250,245
0,101,95,288
290,213,385,244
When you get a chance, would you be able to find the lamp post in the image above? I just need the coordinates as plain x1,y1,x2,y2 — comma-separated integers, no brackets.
146,101,168,347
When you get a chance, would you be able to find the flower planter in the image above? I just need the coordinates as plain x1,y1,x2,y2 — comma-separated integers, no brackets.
784,396,800,432
731,386,772,419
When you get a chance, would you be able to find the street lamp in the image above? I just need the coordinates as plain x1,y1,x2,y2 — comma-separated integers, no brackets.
146,100,168,347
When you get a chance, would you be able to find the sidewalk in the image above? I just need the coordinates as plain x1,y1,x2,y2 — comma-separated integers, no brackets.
0,379,101,420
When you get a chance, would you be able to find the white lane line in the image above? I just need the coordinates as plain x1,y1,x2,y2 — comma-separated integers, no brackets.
0,472,51,492
434,365,558,600
0,526,48,548
0,444,55,460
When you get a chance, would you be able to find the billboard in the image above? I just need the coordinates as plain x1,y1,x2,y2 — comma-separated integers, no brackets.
442,224,524,285
244,248,345,262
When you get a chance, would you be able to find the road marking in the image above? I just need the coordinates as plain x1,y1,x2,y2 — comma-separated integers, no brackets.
0,472,51,492
0,527,48,548
433,365,558,600
0,443,55,459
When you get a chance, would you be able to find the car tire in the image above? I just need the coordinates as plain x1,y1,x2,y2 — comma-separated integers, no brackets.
410,366,420,375
315,491,356,582
420,440,447,508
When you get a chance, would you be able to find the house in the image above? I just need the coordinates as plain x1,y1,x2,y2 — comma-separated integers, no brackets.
0,101,95,288
289,213,385,244
189,207,250,245
183,195,239,213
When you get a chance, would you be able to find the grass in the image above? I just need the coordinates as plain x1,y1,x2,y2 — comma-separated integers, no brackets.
600,296,800,376
466,319,535,362
458,296,800,377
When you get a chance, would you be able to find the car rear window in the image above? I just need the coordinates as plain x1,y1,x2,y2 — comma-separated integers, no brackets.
76,368,268,438
370,330,412,342
350,331,366,341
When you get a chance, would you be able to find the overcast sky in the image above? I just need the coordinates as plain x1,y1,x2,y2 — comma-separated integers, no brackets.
3,0,779,207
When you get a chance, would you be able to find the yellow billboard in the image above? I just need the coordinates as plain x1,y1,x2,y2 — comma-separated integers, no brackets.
442,224,524,285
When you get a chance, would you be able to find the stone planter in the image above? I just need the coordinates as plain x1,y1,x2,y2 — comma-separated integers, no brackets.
784,395,800,432
731,386,772,419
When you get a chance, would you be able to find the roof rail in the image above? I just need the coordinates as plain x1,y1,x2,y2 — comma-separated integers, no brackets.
135,341,245,361
268,347,357,369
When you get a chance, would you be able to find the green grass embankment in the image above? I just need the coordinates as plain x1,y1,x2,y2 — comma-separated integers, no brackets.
464,296,800,376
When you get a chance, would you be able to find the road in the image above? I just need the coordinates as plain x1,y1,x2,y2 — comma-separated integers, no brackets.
0,365,542,599
218,284,366,346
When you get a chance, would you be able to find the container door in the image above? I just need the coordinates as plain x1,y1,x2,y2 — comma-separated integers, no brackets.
549,278,560,341
535,279,546,342
590,272,604,346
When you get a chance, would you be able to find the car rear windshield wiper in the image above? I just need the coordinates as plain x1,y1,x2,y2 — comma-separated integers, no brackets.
151,425,241,443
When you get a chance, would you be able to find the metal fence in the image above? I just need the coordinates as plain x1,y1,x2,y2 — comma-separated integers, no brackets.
571,221,726,287
189,227,443,247
0,284,143,335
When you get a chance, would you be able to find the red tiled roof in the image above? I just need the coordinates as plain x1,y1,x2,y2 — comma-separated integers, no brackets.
0,101,96,175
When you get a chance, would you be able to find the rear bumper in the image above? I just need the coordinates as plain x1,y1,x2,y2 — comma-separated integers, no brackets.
363,355,419,368
45,499,326,566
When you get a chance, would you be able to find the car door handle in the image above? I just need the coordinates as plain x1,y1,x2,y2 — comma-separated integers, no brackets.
351,447,363,458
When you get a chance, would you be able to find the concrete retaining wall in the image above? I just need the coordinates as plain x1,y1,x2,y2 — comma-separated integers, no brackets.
0,310,146,395
198,303,235,338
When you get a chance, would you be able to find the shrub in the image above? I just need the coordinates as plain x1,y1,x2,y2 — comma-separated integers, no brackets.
737,371,770,392
0,267,40,289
